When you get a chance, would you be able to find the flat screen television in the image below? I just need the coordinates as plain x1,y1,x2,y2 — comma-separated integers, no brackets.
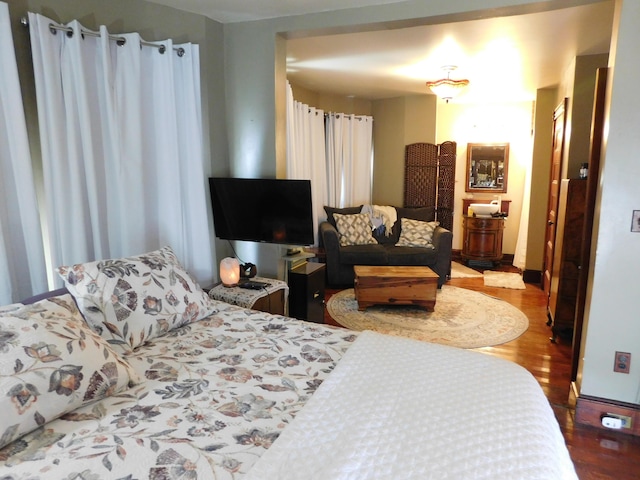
209,177,314,246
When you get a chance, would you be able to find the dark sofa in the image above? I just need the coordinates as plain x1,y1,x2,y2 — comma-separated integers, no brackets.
319,206,453,288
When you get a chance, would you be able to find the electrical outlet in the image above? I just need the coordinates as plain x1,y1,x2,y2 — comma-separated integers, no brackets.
602,413,633,429
614,351,631,374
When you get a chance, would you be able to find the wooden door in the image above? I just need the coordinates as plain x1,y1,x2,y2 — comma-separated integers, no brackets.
543,99,567,298
548,179,587,341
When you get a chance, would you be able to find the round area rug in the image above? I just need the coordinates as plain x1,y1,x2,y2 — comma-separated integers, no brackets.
326,285,529,349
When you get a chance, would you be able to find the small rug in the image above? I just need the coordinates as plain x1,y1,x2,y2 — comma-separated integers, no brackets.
483,271,526,290
450,261,483,278
326,286,529,349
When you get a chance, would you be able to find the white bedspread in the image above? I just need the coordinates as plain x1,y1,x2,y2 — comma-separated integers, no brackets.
245,331,577,480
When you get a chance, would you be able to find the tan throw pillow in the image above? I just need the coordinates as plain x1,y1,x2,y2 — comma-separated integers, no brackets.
397,218,438,248
333,213,378,246
57,246,217,354
0,294,139,449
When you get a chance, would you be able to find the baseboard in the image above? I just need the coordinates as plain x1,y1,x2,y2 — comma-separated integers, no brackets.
575,393,640,437
522,269,542,285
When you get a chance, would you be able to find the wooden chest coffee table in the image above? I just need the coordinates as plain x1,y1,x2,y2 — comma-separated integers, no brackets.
353,265,438,311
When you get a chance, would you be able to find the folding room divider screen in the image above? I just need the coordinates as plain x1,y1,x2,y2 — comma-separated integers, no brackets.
403,141,456,232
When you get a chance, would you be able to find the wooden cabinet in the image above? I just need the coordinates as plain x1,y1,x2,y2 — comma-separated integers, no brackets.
461,215,505,267
548,179,587,340
288,262,326,323
251,290,285,315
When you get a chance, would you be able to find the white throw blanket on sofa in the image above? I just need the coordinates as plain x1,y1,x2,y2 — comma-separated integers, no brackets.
361,205,397,236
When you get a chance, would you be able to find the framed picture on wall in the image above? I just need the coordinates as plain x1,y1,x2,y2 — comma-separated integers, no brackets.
466,143,509,193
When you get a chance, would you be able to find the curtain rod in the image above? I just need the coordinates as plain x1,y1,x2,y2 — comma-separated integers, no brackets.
323,112,372,121
20,17,185,57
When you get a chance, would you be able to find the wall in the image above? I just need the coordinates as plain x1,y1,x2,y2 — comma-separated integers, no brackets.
577,0,640,404
558,54,609,180
290,83,373,116
6,0,226,283
566,54,609,178
522,55,606,276
371,95,437,207
225,0,640,406
436,101,533,253
223,0,554,186
369,95,531,255
293,88,540,259
327,54,602,262
223,1,569,278
527,88,556,274
293,86,531,256
320,94,372,116
7,0,635,404
8,0,225,172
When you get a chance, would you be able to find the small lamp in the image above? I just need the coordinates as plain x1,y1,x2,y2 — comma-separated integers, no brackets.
219,257,240,287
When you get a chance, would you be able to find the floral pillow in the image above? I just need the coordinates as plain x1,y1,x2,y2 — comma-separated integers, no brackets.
0,294,139,449
396,218,439,248
0,303,23,314
57,246,217,354
333,213,378,246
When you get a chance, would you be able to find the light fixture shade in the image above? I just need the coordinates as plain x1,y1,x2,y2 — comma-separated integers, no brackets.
426,65,469,102
426,78,470,102
220,257,240,287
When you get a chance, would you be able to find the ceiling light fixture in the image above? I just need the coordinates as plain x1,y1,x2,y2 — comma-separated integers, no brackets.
426,65,469,103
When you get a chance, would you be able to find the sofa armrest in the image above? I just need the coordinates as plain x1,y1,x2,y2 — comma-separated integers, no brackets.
320,221,339,248
319,221,345,285
431,226,451,251
431,226,453,286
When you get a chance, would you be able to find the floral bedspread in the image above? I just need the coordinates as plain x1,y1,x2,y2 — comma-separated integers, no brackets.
0,301,357,479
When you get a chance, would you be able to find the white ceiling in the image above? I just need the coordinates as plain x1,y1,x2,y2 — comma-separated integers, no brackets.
147,0,615,103
145,0,411,23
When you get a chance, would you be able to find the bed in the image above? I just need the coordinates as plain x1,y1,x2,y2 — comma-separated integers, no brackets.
0,247,577,479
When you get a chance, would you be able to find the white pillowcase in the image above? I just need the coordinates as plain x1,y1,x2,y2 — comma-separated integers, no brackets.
396,218,439,248
0,294,139,449
57,246,217,354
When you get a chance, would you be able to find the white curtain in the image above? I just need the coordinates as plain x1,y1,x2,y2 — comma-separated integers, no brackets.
0,2,47,304
286,83,326,245
513,161,532,270
29,13,213,284
325,113,373,207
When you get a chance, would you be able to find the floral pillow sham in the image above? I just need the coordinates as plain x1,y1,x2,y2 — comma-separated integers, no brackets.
0,294,139,449
57,246,217,354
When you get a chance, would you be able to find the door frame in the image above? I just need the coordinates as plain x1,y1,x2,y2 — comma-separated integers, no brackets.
542,98,568,299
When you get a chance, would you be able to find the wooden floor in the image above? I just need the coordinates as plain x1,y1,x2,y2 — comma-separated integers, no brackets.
322,270,640,480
